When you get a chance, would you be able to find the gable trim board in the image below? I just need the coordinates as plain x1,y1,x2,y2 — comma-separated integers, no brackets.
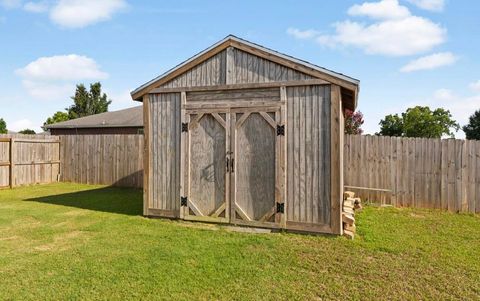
131,35,359,110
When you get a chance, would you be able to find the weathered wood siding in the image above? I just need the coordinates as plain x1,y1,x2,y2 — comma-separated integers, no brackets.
148,93,181,215
60,134,143,188
146,47,340,233
161,50,227,88
231,48,313,83
286,86,331,226
159,47,312,88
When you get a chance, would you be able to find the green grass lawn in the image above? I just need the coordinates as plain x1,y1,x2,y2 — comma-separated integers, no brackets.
0,183,479,300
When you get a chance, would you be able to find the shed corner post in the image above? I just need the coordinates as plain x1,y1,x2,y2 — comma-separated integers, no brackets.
143,94,151,216
330,84,343,235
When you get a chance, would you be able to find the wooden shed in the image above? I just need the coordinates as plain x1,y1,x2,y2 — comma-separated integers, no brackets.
131,35,359,234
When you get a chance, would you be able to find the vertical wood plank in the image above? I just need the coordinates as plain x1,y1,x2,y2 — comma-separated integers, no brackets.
330,85,342,235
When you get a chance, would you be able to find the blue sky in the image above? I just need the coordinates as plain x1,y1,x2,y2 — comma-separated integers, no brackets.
0,0,479,137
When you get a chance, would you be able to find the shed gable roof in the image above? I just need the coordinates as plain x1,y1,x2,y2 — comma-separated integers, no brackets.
131,35,359,107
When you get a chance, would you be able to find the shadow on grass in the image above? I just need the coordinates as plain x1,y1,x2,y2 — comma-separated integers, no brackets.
25,186,143,216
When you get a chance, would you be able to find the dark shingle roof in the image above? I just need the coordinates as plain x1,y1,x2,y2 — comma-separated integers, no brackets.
45,106,143,129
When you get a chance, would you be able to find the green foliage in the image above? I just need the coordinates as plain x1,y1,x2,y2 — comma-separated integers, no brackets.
0,118,6,134
378,114,403,137
43,111,70,131
462,109,480,140
67,82,112,119
378,106,459,138
18,129,36,134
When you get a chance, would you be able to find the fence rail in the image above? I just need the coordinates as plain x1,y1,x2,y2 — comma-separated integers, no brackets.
0,134,60,188
59,135,143,188
344,135,480,213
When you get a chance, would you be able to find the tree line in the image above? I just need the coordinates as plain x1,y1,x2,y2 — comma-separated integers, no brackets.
346,106,480,140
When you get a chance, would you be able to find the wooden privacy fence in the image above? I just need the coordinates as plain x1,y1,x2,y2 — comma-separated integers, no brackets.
0,134,60,188
59,135,143,188
344,135,480,213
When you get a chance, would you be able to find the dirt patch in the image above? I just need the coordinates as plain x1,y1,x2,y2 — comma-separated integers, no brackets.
409,213,426,218
33,231,87,252
0,235,20,241
63,210,88,217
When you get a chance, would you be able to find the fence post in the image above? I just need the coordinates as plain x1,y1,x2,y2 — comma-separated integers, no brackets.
9,138,14,188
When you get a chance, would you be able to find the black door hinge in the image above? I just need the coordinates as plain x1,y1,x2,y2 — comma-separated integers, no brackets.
182,122,188,133
181,196,187,207
276,202,284,214
276,125,285,136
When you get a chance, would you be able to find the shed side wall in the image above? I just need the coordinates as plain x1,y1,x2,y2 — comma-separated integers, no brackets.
286,85,331,227
148,93,181,216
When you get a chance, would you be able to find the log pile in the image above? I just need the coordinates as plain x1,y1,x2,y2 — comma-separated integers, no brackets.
342,191,362,239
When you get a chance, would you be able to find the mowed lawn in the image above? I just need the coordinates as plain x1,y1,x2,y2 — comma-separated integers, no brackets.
0,184,479,300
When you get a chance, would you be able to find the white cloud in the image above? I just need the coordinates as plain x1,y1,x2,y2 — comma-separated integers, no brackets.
290,0,447,57
348,0,410,20
16,54,108,100
400,52,457,72
430,88,480,131
469,80,480,93
107,89,136,110
23,1,49,13
50,0,127,28
16,54,108,81
407,0,445,12
286,28,320,40
318,16,445,56
0,0,21,9
21,80,73,100
9,118,37,132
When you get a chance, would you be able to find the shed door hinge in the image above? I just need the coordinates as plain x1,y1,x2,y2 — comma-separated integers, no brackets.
181,196,187,207
276,125,285,136
276,202,284,214
182,123,188,133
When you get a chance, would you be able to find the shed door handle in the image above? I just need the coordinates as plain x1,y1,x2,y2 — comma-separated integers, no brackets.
231,158,234,173
226,158,230,172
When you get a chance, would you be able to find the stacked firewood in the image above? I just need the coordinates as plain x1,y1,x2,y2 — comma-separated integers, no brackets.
342,191,362,239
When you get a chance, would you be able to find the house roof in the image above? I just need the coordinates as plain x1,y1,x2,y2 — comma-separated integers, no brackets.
130,35,360,108
45,106,143,129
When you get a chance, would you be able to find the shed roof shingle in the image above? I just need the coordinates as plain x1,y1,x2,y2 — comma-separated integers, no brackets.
45,106,143,129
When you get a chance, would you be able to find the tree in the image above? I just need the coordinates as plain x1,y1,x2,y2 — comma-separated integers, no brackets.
0,118,6,134
43,111,70,131
378,114,403,137
378,106,459,138
344,109,364,135
19,129,36,134
67,82,111,119
463,109,480,140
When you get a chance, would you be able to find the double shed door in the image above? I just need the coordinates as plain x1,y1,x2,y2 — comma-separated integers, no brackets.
180,106,286,228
